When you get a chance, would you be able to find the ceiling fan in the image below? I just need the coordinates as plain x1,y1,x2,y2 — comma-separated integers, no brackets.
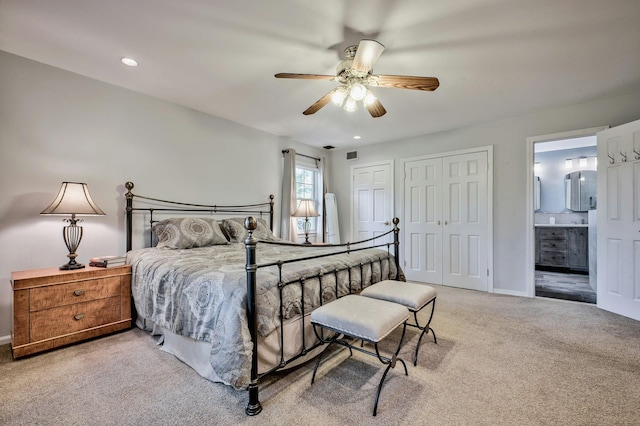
275,39,439,118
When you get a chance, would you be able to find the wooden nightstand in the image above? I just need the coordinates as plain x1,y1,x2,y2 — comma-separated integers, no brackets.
10,265,132,358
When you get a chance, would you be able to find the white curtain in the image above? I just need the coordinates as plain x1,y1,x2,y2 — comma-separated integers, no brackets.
320,155,328,242
280,148,298,242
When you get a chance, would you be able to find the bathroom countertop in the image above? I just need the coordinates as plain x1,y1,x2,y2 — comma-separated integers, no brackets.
534,223,589,227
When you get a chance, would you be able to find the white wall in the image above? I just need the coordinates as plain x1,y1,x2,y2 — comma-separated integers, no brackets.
0,51,321,340
3,49,640,341
329,91,640,295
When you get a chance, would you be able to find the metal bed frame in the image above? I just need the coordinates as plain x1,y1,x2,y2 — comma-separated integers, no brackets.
123,181,402,415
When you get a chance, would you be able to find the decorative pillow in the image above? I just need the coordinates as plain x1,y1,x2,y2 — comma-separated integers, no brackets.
152,217,229,249
221,217,279,243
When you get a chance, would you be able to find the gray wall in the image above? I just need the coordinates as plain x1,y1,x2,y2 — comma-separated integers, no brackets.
328,91,640,296
0,51,322,340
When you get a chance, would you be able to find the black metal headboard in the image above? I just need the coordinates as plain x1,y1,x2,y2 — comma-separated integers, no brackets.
124,181,274,251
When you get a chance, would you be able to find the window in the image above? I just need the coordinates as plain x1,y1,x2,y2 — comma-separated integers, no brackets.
295,165,320,235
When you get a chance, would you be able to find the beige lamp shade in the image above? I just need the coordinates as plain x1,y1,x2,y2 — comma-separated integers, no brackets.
292,199,319,218
41,182,105,216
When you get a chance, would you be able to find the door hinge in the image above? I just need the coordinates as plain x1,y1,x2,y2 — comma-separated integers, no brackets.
487,269,490,277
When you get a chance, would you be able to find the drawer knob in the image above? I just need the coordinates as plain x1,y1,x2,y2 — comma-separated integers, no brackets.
73,289,85,297
74,313,85,321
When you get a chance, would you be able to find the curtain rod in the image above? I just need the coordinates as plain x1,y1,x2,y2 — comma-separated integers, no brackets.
282,149,321,162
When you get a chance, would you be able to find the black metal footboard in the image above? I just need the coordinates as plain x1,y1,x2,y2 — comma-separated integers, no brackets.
122,182,402,416
243,217,402,415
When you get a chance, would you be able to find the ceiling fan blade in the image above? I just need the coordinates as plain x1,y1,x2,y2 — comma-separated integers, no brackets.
275,73,335,80
365,98,387,118
375,75,440,91
351,39,385,74
303,90,335,115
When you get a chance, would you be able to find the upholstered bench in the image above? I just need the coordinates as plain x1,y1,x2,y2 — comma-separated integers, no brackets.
310,294,409,416
361,280,437,366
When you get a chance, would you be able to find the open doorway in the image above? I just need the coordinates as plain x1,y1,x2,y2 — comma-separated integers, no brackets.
526,126,607,303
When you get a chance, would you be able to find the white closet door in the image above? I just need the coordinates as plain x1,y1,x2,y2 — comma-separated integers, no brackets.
404,158,443,283
403,150,490,291
442,151,489,291
597,120,640,321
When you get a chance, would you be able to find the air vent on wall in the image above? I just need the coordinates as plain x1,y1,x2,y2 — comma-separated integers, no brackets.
346,150,358,161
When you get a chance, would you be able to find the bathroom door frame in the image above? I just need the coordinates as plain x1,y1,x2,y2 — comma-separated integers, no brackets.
525,126,608,297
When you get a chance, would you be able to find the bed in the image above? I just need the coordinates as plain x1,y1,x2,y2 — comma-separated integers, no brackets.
124,182,403,415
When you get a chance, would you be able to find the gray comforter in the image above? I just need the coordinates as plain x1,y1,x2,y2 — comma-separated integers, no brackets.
127,242,400,389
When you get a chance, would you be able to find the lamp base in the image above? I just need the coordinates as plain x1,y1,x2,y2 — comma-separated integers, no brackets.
301,241,312,245
60,261,85,270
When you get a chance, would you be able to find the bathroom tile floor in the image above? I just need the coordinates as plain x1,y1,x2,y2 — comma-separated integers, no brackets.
535,270,596,304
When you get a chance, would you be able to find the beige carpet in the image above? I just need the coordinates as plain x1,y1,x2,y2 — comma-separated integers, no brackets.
1,285,639,425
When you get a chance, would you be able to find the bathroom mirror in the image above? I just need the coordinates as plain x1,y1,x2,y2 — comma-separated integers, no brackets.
565,170,596,211
534,176,541,210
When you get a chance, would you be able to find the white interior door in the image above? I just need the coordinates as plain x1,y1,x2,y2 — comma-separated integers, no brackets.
597,120,640,321
351,161,394,246
404,158,443,283
403,150,490,291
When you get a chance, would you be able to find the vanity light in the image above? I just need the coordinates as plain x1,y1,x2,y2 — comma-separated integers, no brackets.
121,57,138,67
353,135,361,140
564,156,597,170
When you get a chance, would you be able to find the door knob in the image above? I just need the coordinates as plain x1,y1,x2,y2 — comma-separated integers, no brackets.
384,221,390,225
437,220,441,225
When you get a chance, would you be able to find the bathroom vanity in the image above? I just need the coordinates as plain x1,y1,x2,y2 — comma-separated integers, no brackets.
535,225,589,273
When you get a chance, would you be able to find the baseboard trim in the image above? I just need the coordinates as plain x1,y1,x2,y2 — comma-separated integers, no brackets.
0,334,11,346
493,288,530,298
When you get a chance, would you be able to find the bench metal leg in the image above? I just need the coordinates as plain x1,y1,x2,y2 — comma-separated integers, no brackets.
409,298,437,366
372,321,408,416
311,322,408,416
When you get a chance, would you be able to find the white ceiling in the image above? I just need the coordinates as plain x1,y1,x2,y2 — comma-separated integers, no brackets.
1,0,640,149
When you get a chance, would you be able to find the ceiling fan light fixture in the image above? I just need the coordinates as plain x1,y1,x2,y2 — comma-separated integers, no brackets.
274,38,438,118
331,87,348,106
363,90,377,106
349,83,367,101
344,96,358,112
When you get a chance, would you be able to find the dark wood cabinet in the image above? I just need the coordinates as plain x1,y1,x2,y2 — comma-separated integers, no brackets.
567,227,589,271
535,226,588,273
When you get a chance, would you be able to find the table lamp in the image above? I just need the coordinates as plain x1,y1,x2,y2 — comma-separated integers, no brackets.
41,182,106,270
292,199,319,244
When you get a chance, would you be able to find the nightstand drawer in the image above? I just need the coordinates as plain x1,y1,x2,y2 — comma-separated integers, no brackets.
30,296,122,341
30,276,121,311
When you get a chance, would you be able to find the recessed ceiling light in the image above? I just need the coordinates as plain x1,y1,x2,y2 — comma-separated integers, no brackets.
353,135,361,140
120,57,138,67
